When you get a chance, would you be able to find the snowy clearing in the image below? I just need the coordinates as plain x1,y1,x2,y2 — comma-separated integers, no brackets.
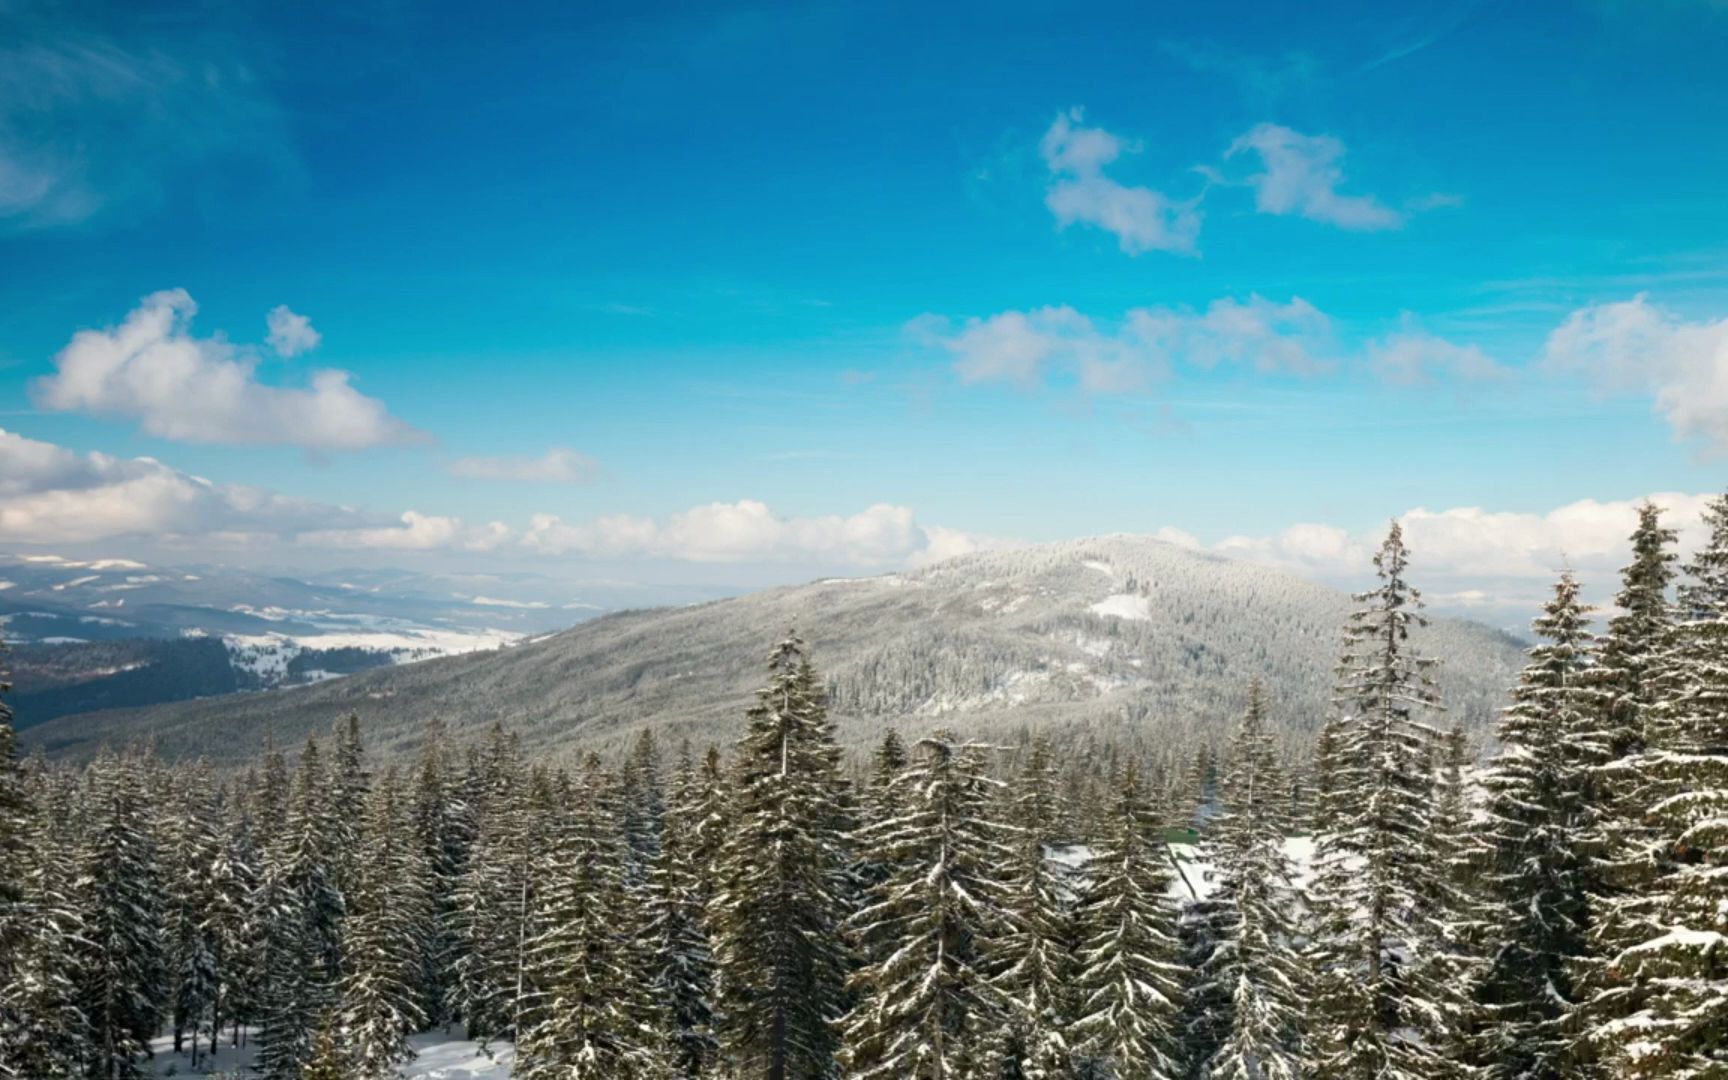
1088,592,1151,621
148,1030,514,1078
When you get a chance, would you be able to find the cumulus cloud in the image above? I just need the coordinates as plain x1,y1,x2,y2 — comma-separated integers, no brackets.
522,500,997,567
1225,123,1402,230
1367,329,1508,385
1196,492,1720,622
32,289,421,450
915,294,1332,392
299,511,512,552
1041,109,1201,255
447,447,601,484
1541,294,1728,453
265,305,321,358
0,426,373,545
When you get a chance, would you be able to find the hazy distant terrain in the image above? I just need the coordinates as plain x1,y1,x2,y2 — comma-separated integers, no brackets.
0,552,738,725
25,535,1528,765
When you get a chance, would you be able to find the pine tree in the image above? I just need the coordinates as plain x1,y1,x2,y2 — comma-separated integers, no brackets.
1302,523,1452,1080
1574,502,1678,1068
1592,494,1728,1076
328,712,371,907
620,728,667,884
337,765,432,1078
206,792,259,1060
1475,571,1603,1078
517,757,669,1079
708,633,854,1080
1,763,87,1080
163,764,223,1065
256,736,345,1078
452,723,537,1042
1070,762,1187,1080
839,733,1012,1078
987,735,1077,1080
649,745,718,1078
0,658,38,1080
302,1014,350,1080
74,750,167,1080
411,716,473,1031
1197,681,1306,1080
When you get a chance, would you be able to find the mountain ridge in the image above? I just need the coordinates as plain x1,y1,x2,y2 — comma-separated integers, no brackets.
22,534,1529,766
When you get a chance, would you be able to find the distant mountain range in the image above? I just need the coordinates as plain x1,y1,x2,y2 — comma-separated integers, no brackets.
22,535,1530,766
0,552,735,727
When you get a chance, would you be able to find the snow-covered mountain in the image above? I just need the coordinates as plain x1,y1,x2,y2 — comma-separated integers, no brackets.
24,534,1529,765
0,552,734,726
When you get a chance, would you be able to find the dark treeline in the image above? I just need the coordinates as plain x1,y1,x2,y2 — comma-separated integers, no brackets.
0,499,1724,1079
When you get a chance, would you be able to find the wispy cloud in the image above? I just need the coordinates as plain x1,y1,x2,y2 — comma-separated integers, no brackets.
0,5,289,229
1225,123,1403,230
265,306,321,358
912,295,1334,394
447,447,602,484
1367,326,1509,385
1040,108,1201,255
32,290,422,451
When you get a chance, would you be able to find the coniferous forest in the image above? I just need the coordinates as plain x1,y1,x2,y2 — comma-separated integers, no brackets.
1,499,1725,1080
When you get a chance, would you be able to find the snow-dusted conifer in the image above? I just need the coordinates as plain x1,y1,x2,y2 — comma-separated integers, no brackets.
649,744,717,1078
1070,761,1187,1080
1590,494,1728,1076
337,764,431,1078
1302,523,1452,1079
1197,680,1306,1080
987,735,1077,1079
1475,571,1602,1077
452,723,536,1042
708,633,854,1079
163,764,223,1064
839,733,1012,1078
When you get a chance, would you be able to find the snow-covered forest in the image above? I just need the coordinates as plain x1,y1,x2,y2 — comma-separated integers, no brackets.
1,497,1725,1079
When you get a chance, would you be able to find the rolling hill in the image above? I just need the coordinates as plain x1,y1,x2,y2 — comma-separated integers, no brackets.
22,535,1530,766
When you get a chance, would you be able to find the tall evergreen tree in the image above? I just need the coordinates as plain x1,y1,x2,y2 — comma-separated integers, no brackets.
452,723,537,1042
988,735,1077,1080
74,750,167,1080
1196,681,1306,1080
1071,762,1187,1080
1574,502,1679,1069
1475,571,1603,1078
708,633,854,1080
649,745,718,1078
1,762,87,1080
337,765,432,1079
1591,494,1728,1076
411,715,473,1031
517,758,668,1079
163,764,223,1065
839,733,1012,1079
1303,523,1453,1080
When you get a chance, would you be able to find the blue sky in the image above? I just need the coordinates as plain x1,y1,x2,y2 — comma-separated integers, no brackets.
3,0,1726,614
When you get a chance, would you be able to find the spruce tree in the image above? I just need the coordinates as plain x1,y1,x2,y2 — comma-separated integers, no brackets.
1,763,87,1080
1070,761,1187,1080
1197,681,1306,1080
74,750,167,1080
1303,523,1453,1080
708,633,854,1080
163,764,223,1065
839,733,1012,1078
336,765,431,1078
411,715,473,1031
1592,494,1728,1076
649,745,718,1078
517,757,668,1079
452,723,537,1042
1574,502,1679,1068
1475,571,1602,1078
987,735,1077,1080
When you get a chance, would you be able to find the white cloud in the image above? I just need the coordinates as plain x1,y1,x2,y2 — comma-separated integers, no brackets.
32,289,421,450
1225,123,1402,230
1541,294,1728,453
1041,108,1201,255
522,500,996,567
265,305,321,358
1194,491,1720,622
916,294,1332,392
1368,329,1508,385
447,447,601,484
300,511,512,553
